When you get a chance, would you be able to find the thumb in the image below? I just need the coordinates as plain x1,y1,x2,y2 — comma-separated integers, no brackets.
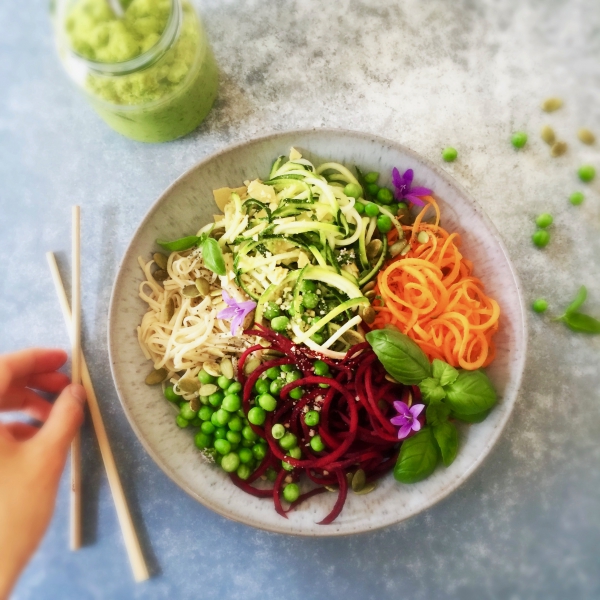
36,383,86,454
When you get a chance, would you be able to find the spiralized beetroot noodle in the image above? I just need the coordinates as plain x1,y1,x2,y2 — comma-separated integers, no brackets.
233,324,407,524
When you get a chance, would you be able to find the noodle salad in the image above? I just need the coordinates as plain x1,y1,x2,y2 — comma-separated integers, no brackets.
137,148,501,523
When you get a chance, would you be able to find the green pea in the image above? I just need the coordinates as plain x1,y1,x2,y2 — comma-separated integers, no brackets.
227,382,242,395
241,439,254,448
201,421,216,435
442,147,458,162
578,165,596,182
511,132,528,149
311,332,325,345
265,367,281,380
313,360,329,376
198,406,214,421
289,387,304,400
191,417,202,428
366,183,380,197
214,439,232,455
302,292,319,309
304,410,320,427
163,385,180,402
532,298,548,313
365,202,379,217
343,182,363,198
283,483,300,503
269,378,285,396
288,446,302,459
397,201,408,211
194,431,212,449
242,425,258,442
536,213,553,228
214,454,223,466
222,394,242,413
377,188,394,204
220,451,240,472
569,191,584,206
248,406,267,425
300,280,317,293
377,214,392,234
258,394,277,412
310,435,325,452
271,424,286,439
532,230,550,248
214,408,231,426
228,415,244,432
266,467,278,481
238,447,253,464
355,202,365,215
364,171,379,184
198,369,216,384
226,430,242,444
179,402,197,421
236,463,252,480
208,391,224,407
217,375,231,390
252,443,267,461
214,427,227,440
279,432,297,450
285,370,302,384
176,415,189,428
254,378,270,395
199,395,210,405
271,315,290,332
263,302,281,320
281,459,294,472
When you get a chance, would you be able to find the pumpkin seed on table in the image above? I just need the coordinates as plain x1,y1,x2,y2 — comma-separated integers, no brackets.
220,357,234,379
203,361,221,378
153,269,168,282
540,125,556,145
153,252,168,270
354,481,377,495
179,378,200,394
541,97,563,112
145,368,168,385
551,141,568,157
182,285,201,298
351,469,366,492
195,277,210,296
577,128,595,145
199,383,218,396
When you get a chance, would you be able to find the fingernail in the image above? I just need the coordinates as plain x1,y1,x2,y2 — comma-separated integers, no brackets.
70,383,87,404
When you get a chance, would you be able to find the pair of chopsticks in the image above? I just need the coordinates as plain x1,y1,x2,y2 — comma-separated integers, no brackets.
46,206,150,582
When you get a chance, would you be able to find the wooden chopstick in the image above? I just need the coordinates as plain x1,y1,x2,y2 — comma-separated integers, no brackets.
46,251,150,581
70,206,82,551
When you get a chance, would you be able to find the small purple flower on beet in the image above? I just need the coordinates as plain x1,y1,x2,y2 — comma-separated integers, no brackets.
392,167,432,207
217,291,256,336
390,400,425,439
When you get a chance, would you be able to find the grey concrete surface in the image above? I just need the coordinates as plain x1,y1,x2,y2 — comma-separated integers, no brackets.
1,0,599,598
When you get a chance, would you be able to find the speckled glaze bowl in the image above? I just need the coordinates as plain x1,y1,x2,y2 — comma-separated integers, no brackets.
108,129,527,536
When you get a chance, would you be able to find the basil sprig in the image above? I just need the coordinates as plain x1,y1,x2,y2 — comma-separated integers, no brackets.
394,427,439,483
554,286,600,334
156,230,226,276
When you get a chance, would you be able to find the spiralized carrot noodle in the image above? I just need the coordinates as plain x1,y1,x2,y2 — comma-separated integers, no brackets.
373,196,500,370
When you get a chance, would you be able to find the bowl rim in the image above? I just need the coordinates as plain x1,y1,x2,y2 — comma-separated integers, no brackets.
107,127,528,536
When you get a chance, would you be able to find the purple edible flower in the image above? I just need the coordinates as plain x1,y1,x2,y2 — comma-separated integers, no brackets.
390,400,425,440
392,167,432,207
217,291,256,336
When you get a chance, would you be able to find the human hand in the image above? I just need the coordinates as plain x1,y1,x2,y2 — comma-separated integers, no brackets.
0,348,86,600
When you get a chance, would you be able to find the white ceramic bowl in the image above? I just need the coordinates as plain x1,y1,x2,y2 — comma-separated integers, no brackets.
108,129,527,536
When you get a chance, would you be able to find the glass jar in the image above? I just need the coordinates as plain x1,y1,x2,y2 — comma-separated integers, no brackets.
54,0,218,143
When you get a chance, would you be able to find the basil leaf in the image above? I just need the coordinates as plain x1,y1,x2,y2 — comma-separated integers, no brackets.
432,421,458,467
565,286,587,316
562,312,600,334
419,377,446,403
366,327,431,385
201,238,226,276
393,427,439,484
444,370,497,415
451,408,491,423
426,401,451,426
432,359,459,387
156,235,201,252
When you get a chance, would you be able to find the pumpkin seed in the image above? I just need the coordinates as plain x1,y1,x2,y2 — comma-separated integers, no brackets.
551,141,568,157
179,378,200,394
351,469,366,492
145,368,168,385
366,239,383,260
199,383,218,396
153,269,168,282
577,128,595,145
359,305,376,325
346,472,354,486
384,373,399,384
361,280,376,293
153,252,168,270
190,396,201,411
389,240,408,257
354,481,377,495
400,243,411,256
182,285,201,298
165,297,174,321
324,485,338,492
242,309,256,330
540,125,556,145
541,97,563,112
243,357,261,375
220,357,234,380
203,361,221,378
364,290,376,301
195,277,210,296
